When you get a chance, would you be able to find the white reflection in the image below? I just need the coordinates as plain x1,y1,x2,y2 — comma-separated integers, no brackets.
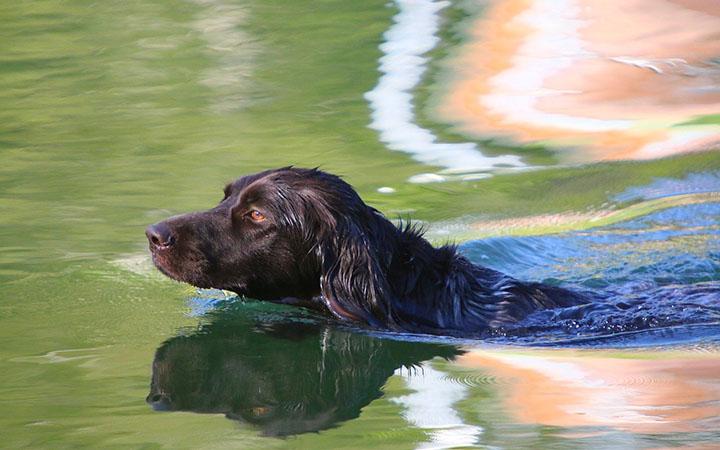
481,0,632,132
393,362,483,449
192,0,259,113
365,0,524,177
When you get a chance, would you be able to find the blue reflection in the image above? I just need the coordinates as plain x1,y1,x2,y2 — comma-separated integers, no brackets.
614,171,720,202
462,202,720,287
460,201,720,346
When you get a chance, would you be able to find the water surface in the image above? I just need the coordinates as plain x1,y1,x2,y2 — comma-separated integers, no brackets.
1,0,719,448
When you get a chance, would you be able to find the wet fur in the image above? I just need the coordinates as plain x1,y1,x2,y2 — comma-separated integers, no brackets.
148,167,589,336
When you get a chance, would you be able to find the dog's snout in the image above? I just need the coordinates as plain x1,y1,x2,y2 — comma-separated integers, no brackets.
146,222,175,248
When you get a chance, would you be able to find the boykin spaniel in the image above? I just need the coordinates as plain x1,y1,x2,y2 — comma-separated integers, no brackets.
146,167,588,336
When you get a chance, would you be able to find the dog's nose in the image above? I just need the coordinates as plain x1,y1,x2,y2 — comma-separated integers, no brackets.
146,222,175,248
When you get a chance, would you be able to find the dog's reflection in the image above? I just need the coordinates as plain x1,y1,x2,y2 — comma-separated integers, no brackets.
147,305,461,436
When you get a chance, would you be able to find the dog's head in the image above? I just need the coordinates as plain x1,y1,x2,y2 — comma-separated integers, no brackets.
146,167,399,326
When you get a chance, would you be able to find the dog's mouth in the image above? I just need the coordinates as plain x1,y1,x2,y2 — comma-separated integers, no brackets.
149,248,181,281
149,246,189,282
149,245,220,290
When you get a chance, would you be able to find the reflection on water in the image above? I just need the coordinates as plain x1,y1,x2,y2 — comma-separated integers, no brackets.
463,202,720,289
438,0,720,162
459,201,720,343
148,303,462,437
148,302,720,446
192,0,258,113
1,0,719,448
615,170,720,202
460,348,720,435
365,0,524,177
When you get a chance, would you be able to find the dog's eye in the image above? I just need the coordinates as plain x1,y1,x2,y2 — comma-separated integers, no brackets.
248,210,266,222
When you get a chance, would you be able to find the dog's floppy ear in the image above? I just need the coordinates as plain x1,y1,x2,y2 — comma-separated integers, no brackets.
316,215,397,328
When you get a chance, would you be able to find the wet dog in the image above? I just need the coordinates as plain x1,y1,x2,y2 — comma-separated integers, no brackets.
146,167,588,336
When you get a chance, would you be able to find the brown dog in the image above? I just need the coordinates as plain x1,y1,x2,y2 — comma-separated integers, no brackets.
147,167,587,336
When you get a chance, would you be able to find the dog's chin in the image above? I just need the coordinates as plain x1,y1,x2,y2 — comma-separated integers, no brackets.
151,251,246,293
150,252,206,288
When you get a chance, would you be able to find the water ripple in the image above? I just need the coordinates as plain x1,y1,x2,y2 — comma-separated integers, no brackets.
462,201,720,346
442,372,510,388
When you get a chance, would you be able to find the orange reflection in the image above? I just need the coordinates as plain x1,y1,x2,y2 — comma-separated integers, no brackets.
440,0,720,162
459,349,720,433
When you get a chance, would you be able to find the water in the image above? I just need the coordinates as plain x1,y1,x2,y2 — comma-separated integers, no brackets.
461,201,720,344
2,0,720,448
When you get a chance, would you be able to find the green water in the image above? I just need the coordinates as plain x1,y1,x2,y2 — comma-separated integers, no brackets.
2,0,719,448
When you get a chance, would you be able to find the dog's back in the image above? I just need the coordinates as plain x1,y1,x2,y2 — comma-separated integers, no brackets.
382,228,590,335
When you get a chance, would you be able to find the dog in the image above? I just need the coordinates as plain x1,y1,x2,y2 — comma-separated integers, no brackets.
146,167,589,336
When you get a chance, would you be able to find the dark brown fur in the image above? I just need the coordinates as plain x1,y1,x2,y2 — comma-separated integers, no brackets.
146,167,589,336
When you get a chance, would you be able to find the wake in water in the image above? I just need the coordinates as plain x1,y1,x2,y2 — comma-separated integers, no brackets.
460,201,720,346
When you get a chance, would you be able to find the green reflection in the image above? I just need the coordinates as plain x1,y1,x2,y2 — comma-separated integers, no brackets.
148,301,460,436
1,0,719,448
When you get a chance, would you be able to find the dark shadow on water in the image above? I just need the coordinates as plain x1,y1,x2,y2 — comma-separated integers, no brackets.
147,301,462,436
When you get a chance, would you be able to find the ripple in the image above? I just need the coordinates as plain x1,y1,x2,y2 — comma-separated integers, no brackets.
443,372,511,388
609,376,671,387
